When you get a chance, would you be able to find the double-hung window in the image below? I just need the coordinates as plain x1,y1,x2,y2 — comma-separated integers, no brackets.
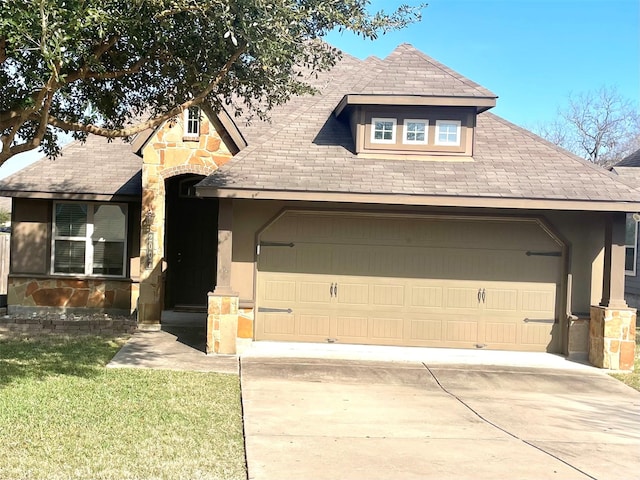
53,203,127,277
435,120,461,146
403,119,428,144
625,213,638,275
185,106,201,138
371,118,397,144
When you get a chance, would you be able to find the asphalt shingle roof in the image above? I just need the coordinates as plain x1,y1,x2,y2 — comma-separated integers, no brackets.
200,44,640,205
0,135,141,199
359,43,496,98
1,44,637,207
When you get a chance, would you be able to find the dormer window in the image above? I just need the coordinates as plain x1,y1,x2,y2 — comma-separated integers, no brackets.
435,120,461,146
371,118,396,143
184,106,201,139
403,120,428,144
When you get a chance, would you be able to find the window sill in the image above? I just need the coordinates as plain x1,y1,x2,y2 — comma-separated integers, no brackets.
182,135,200,142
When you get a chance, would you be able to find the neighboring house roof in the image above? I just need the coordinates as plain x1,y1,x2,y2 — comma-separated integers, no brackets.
0,135,141,201
615,148,640,167
198,44,640,211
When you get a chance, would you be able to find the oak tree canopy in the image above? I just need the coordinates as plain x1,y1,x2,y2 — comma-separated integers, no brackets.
0,0,424,163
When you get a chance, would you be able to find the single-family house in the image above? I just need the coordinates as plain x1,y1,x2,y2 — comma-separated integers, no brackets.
0,44,637,369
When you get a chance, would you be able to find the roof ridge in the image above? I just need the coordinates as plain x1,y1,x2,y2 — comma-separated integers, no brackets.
386,44,493,98
483,112,640,191
401,45,496,98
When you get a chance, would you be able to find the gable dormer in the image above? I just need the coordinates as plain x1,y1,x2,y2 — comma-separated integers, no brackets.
334,44,497,159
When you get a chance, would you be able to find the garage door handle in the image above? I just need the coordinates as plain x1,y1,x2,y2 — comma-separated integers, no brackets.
481,288,486,303
330,283,335,297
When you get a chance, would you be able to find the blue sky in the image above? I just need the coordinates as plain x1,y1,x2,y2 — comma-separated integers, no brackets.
1,0,638,178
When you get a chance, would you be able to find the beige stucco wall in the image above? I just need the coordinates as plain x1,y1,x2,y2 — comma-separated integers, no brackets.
11,198,50,274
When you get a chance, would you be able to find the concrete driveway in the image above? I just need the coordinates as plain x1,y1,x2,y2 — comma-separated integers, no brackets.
241,354,640,480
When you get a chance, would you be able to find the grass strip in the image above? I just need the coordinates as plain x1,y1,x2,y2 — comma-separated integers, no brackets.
0,336,246,480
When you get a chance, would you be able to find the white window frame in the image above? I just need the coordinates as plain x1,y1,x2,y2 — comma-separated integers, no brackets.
51,202,128,278
625,213,638,276
403,119,429,145
184,106,201,138
435,120,461,146
371,117,397,144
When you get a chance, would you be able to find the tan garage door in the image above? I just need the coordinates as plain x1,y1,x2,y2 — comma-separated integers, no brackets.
256,212,563,352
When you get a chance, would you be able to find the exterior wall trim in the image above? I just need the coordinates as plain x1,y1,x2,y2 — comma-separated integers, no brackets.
199,187,640,213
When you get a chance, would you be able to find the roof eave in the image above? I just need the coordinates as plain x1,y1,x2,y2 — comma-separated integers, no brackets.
197,186,640,213
0,190,141,202
334,94,497,117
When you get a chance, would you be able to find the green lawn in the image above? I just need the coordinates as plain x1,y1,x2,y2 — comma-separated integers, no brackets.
0,336,246,480
610,329,640,392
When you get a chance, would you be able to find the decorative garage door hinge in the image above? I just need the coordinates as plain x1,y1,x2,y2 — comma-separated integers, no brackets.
256,242,295,255
525,251,562,257
257,307,293,314
524,318,557,324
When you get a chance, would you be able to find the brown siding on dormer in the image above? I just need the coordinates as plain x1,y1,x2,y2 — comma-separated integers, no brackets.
355,106,476,156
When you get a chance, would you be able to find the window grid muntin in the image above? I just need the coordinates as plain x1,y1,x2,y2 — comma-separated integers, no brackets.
435,120,461,146
371,117,397,144
403,119,429,144
52,202,128,278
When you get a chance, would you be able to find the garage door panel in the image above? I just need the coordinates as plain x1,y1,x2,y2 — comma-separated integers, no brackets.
372,283,405,307
335,283,369,305
299,281,333,303
521,289,556,312
409,286,443,308
261,313,295,336
446,287,480,310
297,245,333,274
410,319,443,341
484,321,518,344
337,316,369,338
258,247,296,272
371,317,404,340
299,314,331,336
263,279,296,302
332,246,372,276
446,320,478,342
483,288,518,312
521,322,557,348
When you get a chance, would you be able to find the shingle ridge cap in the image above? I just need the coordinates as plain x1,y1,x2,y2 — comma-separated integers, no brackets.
397,44,497,98
483,112,640,192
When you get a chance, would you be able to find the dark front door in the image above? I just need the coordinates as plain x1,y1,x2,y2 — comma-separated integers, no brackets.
164,176,218,310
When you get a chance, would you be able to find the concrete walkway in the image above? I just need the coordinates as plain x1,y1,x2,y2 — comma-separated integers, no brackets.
108,331,640,479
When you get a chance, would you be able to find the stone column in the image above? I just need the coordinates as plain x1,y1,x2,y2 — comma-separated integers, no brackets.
206,199,239,354
590,213,636,370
